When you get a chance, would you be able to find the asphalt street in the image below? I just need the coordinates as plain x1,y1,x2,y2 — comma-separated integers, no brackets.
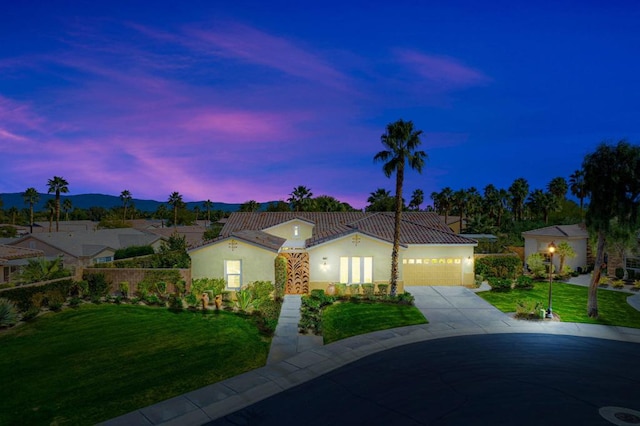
207,333,640,426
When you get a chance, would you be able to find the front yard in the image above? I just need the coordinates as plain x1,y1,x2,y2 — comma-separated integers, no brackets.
0,304,271,425
478,281,640,328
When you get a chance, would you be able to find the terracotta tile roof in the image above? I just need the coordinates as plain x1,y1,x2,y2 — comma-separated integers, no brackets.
521,223,588,238
0,244,44,262
215,212,476,249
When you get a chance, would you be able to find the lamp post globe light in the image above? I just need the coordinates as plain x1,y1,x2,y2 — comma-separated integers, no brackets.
546,241,557,319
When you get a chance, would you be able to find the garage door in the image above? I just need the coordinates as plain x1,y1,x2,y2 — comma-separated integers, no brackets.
402,258,462,286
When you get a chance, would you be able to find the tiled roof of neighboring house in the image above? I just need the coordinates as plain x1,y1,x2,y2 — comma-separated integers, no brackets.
144,226,207,248
0,244,44,263
32,220,98,232
9,229,163,259
521,224,588,238
194,212,476,251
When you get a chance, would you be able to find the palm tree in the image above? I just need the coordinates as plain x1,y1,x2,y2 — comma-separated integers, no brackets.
452,189,468,232
288,186,313,212
431,187,453,224
569,169,587,215
62,199,72,222
22,187,40,233
527,189,556,223
120,190,132,221
45,199,56,232
314,195,349,212
547,177,568,201
367,188,395,212
508,177,529,222
203,199,213,227
167,192,184,228
374,119,427,296
240,200,260,212
47,176,69,232
408,189,424,211
7,207,18,225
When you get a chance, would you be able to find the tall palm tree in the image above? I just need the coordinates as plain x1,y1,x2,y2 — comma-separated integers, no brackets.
374,119,427,296
167,192,184,229
452,189,468,233
547,177,568,202
22,187,39,233
288,186,313,212
569,169,587,215
239,200,260,212
408,189,424,211
62,199,72,222
508,177,529,222
431,187,453,224
47,176,69,232
120,190,132,221
45,199,56,232
203,199,213,227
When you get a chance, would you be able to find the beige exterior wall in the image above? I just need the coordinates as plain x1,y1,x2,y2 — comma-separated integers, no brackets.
401,245,476,286
263,219,314,241
189,239,277,287
307,233,393,287
523,237,588,272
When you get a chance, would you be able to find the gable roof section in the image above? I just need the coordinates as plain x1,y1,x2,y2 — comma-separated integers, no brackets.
521,224,588,239
10,229,162,259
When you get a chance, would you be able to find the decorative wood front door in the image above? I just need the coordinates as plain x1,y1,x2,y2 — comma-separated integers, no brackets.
284,252,309,294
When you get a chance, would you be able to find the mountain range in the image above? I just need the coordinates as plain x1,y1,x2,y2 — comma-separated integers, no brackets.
0,193,245,213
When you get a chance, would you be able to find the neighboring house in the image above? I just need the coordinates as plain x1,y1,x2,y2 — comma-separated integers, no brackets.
144,225,207,249
0,244,45,284
189,212,478,294
7,229,164,268
522,224,590,273
32,220,99,233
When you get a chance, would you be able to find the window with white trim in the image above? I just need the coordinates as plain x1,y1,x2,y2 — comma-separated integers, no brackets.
340,256,373,284
225,260,242,289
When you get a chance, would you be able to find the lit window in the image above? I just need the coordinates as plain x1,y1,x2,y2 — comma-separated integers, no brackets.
416,259,422,264
408,259,415,264
340,256,373,284
225,260,242,289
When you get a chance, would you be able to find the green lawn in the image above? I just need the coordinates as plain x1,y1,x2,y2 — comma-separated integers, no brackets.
478,282,640,328
322,302,427,344
0,304,270,425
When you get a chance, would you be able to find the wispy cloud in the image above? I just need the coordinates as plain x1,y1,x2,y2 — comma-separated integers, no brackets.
183,23,352,91
395,49,491,90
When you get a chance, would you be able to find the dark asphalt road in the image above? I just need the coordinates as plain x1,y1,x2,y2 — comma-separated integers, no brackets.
207,333,640,426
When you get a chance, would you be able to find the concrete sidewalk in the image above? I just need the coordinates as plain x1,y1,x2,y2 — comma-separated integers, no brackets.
102,286,640,426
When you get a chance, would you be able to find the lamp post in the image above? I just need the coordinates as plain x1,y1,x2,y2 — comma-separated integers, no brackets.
546,241,557,319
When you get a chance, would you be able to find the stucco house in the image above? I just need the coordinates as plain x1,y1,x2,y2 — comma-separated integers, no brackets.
189,212,477,294
0,244,45,284
522,224,590,273
7,229,165,269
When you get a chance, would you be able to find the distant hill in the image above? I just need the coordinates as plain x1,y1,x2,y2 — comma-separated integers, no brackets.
0,193,246,213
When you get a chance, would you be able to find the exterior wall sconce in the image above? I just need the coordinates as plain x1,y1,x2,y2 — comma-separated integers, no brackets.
320,257,329,271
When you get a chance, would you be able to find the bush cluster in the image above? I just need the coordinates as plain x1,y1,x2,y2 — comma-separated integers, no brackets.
476,256,521,279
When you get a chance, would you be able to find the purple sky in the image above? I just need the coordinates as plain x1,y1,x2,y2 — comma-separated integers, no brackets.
2,1,639,209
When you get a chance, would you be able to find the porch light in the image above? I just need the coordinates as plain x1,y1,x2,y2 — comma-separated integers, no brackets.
546,241,557,319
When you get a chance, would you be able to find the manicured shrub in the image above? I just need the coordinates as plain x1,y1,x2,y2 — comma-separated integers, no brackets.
514,275,534,290
247,281,274,309
168,294,184,311
174,280,185,296
113,245,155,260
514,300,543,320
377,284,389,295
274,255,287,300
119,282,130,298
0,298,18,327
84,273,110,298
349,284,360,296
611,279,625,289
254,299,283,336
488,277,512,292
185,293,198,307
615,268,625,279
44,289,65,311
310,289,325,299
155,281,167,296
476,256,521,279
1,279,73,311
334,283,347,296
362,283,375,298
397,292,415,305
